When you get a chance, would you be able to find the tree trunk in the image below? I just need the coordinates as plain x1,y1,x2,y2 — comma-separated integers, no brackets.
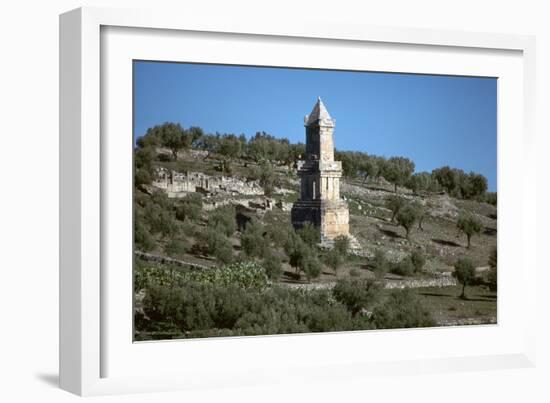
394,183,398,193
467,235,471,248
460,283,466,299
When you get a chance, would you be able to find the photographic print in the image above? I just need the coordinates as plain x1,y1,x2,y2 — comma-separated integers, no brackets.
133,62,497,341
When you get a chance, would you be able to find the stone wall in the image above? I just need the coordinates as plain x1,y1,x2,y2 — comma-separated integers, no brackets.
152,167,264,197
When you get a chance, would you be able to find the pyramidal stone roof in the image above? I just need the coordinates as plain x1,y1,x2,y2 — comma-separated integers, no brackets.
305,97,334,126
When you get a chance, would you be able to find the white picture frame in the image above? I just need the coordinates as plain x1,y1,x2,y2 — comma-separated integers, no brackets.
59,6,537,396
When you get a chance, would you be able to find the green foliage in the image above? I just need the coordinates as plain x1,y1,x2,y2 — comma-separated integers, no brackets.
396,203,421,239
325,248,344,275
204,228,234,264
385,195,406,222
301,253,322,281
262,251,283,280
432,166,488,200
370,289,435,329
217,133,243,160
134,219,155,252
143,193,177,238
384,156,415,192
164,239,189,258
410,249,426,273
457,213,483,248
253,161,279,196
390,257,415,276
297,222,320,247
241,219,268,258
333,278,381,316
135,260,270,292
407,172,440,194
175,193,203,222
324,236,350,275
267,222,295,248
453,257,476,299
138,280,357,339
208,205,237,237
333,235,350,257
371,249,390,278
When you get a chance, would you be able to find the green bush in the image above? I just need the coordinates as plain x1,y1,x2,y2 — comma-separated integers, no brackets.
134,260,270,291
410,250,426,273
396,203,421,239
205,227,234,264
370,289,435,329
208,205,237,237
241,219,268,258
266,222,295,248
333,235,350,257
390,257,414,276
325,248,344,275
385,195,406,222
456,213,483,248
333,278,380,316
297,222,320,247
138,281,357,339
371,249,389,278
134,219,155,252
262,252,283,280
175,193,203,222
453,257,476,299
164,239,189,258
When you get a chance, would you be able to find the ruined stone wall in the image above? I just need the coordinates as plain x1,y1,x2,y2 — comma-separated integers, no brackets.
152,167,264,197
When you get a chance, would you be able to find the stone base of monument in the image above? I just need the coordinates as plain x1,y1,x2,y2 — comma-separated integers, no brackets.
291,199,355,249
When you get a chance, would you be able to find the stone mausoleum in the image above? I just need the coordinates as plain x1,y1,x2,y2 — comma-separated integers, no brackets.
291,98,350,245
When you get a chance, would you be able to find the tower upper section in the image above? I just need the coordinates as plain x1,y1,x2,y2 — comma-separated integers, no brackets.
304,97,335,162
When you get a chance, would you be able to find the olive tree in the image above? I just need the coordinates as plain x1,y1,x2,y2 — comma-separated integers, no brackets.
396,203,421,239
453,258,476,299
457,214,483,248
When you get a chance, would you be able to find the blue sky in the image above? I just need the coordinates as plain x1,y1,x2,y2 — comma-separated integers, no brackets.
134,61,497,191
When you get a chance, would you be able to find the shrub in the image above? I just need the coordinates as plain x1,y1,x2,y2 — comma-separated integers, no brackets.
396,203,421,239
410,250,426,273
457,214,483,248
333,235,350,258
164,239,189,258
267,223,295,248
134,219,155,252
349,268,360,277
325,248,344,275
208,205,237,237
262,252,283,280
205,227,234,264
144,203,177,237
301,253,322,281
371,289,435,329
453,257,476,299
175,193,202,222
333,278,380,316
390,257,414,276
385,195,406,222
138,281,357,339
297,222,320,247
240,219,268,258
370,249,389,278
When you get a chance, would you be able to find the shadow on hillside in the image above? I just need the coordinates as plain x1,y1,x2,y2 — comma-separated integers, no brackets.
379,228,401,239
483,227,497,236
431,238,461,247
